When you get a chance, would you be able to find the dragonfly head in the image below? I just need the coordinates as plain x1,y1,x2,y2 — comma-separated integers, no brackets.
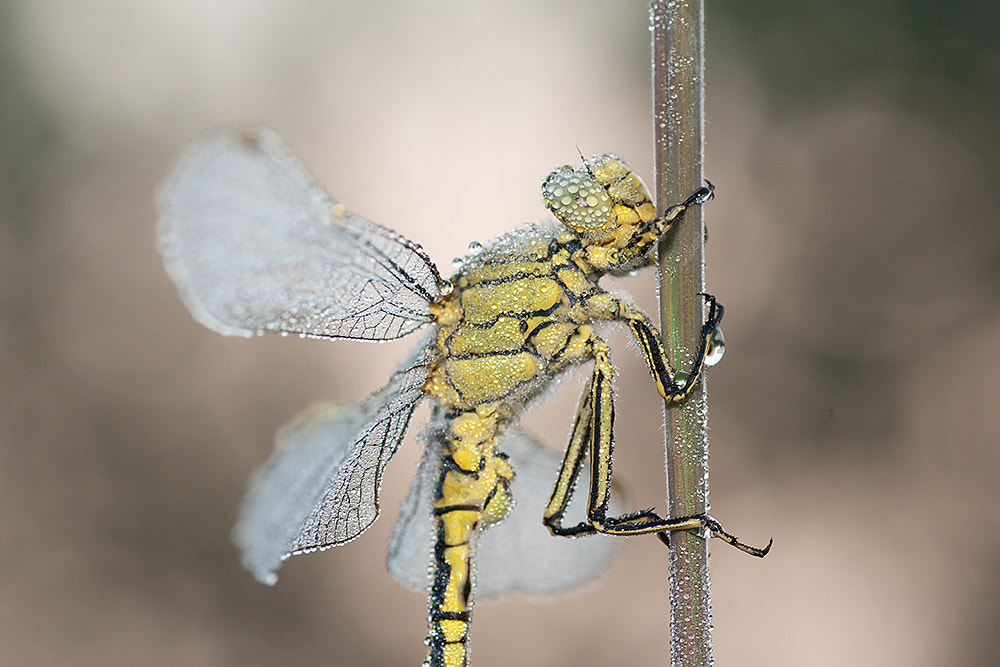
541,154,658,271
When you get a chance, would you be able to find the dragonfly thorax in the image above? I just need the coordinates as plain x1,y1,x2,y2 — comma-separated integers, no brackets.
424,217,609,416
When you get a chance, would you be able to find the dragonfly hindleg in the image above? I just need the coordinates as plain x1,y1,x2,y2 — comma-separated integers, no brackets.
542,294,770,557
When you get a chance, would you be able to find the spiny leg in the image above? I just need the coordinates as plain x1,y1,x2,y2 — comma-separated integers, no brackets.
615,182,717,268
654,179,715,234
656,515,772,557
543,340,635,538
624,292,723,402
543,333,770,557
542,374,593,535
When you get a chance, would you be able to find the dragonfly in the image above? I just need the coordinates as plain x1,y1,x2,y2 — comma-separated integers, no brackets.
157,126,770,667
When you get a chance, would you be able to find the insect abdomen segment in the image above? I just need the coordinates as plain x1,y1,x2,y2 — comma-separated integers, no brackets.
426,410,514,667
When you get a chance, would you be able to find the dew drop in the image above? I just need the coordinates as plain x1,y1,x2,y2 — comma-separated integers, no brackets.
704,326,725,367
467,241,483,254
452,257,464,270
674,370,689,389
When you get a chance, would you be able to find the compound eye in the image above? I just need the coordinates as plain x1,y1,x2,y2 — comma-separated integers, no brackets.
541,167,614,232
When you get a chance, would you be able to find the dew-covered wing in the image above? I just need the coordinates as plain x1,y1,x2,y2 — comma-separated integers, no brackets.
234,359,430,584
386,426,624,601
158,125,444,341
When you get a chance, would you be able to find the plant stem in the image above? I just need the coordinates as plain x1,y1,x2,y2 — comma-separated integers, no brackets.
650,1,713,665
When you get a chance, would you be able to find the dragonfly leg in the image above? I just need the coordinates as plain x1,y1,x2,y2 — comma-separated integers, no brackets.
543,331,770,557
623,293,723,402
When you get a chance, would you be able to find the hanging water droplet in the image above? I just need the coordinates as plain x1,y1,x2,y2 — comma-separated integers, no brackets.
467,241,483,255
452,257,464,270
674,370,689,389
704,326,725,366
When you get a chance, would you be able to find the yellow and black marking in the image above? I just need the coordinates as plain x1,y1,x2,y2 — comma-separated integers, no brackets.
418,155,768,667
158,129,769,667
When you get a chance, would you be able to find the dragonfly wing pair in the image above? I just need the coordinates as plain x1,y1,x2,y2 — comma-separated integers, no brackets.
157,125,443,584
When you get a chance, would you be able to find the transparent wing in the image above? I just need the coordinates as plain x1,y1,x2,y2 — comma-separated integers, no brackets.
234,359,430,584
386,425,625,601
157,125,444,341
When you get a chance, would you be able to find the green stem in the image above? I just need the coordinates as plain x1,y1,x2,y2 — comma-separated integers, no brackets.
650,1,713,665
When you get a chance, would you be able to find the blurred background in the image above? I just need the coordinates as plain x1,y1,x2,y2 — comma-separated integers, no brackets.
3,0,999,664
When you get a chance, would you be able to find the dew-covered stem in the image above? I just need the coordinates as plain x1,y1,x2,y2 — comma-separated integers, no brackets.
651,1,714,665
